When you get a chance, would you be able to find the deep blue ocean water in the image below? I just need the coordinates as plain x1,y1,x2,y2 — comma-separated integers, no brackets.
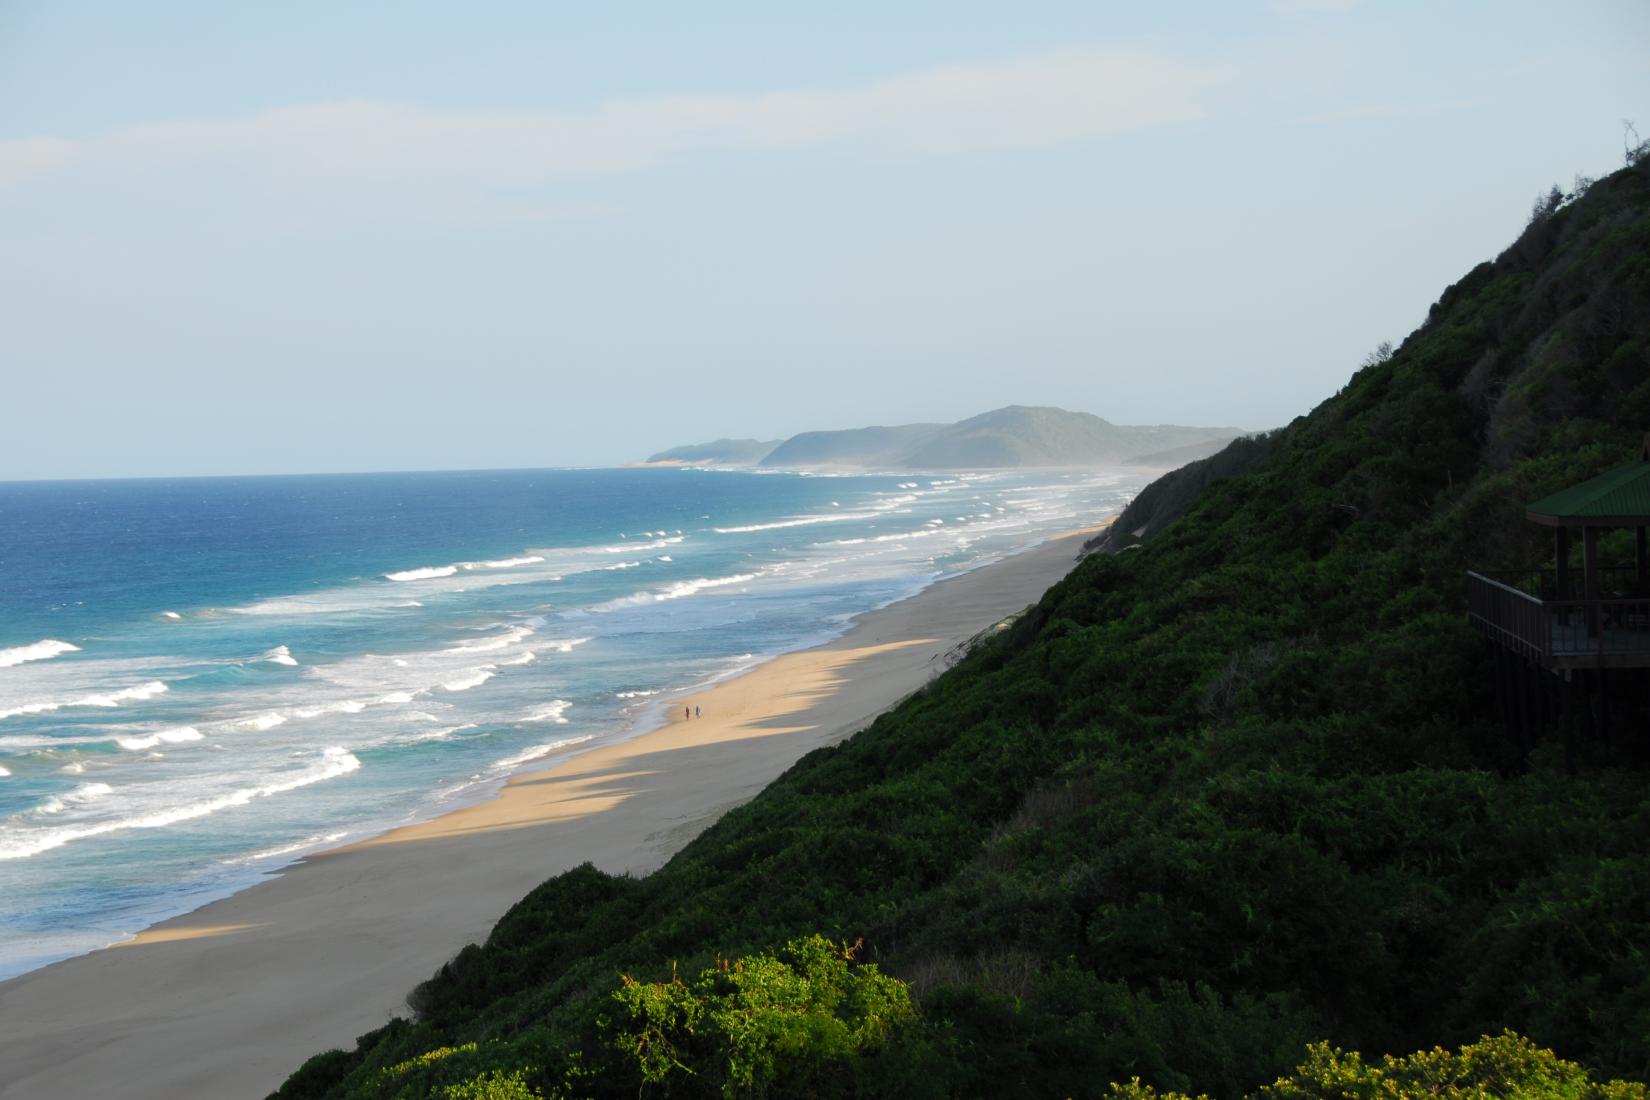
0,466,1139,979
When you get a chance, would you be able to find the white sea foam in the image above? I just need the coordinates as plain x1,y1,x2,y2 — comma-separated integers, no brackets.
0,680,170,723
238,712,287,731
524,700,572,724
499,651,537,666
0,766,9,777
34,782,116,816
463,555,545,570
0,733,109,750
653,573,758,601
441,668,496,692
377,690,418,704
601,560,642,570
162,611,183,620
263,645,299,667
603,536,683,553
400,722,476,745
227,830,349,866
543,637,590,653
658,555,672,562
444,626,535,654
0,748,361,861
292,700,367,718
829,528,943,546
116,727,204,751
385,565,459,582
713,512,875,534
82,681,169,707
615,688,661,699
492,735,592,770
0,640,80,668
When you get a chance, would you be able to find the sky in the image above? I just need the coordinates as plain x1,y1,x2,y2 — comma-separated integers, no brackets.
1,1,1647,479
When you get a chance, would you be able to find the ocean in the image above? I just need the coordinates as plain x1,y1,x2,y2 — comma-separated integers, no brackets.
0,465,1139,979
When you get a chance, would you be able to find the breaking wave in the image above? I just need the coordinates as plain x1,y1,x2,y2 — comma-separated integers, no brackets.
466,556,545,570
263,645,299,667
492,735,592,770
0,680,170,723
385,565,459,582
712,512,874,534
444,626,535,654
524,700,572,724
386,556,544,583
0,748,362,861
0,639,80,669
116,727,205,752
441,668,496,693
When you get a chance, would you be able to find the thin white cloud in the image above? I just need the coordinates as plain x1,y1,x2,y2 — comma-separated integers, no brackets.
0,47,1226,222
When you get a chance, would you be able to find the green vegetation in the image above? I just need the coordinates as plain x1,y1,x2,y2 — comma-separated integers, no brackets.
1110,1033,1647,1100
277,160,1650,1098
731,405,1241,469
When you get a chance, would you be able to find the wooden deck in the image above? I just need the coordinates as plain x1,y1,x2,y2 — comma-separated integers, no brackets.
1468,570,1650,670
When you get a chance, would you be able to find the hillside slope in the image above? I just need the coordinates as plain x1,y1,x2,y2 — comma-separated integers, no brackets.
279,160,1650,1099
642,438,781,466
758,406,1241,468
758,421,947,467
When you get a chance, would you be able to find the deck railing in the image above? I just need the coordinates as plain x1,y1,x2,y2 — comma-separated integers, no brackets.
1468,570,1650,663
1467,571,1551,661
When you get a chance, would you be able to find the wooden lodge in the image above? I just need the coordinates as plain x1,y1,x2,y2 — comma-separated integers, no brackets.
1468,436,1650,762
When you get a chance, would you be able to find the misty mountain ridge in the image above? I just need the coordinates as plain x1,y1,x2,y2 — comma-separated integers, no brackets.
645,405,1244,469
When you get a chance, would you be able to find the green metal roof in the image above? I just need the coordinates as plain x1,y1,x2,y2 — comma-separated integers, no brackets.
1527,438,1650,525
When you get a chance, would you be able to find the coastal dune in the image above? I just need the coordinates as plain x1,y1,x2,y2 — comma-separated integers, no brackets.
0,528,1097,1100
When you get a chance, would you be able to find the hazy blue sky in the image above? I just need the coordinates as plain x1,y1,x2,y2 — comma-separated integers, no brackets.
2,1,1646,478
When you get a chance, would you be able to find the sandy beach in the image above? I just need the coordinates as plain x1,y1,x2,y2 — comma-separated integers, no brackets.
0,528,1098,1100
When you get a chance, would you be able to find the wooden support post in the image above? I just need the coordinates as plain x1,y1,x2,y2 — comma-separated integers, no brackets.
1509,653,1525,754
1563,668,1581,774
1496,649,1513,745
1557,528,1570,599
1584,526,1601,639
1637,526,1647,593
1526,660,1542,756
1597,666,1610,761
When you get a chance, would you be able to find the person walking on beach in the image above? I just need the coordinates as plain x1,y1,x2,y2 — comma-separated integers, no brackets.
695,705,701,719
685,705,691,721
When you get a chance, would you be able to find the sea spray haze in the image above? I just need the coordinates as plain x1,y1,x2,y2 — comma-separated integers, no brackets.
0,466,1139,978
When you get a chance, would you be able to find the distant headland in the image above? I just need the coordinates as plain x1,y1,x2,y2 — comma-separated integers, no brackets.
640,405,1245,470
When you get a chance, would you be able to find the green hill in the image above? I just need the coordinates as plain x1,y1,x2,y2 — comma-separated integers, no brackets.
758,421,948,468
277,158,1650,1099
756,406,1242,469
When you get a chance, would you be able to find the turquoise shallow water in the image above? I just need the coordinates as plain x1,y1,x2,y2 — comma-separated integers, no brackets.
0,466,1139,979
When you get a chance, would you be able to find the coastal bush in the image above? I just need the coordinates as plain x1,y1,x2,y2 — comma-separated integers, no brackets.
275,159,1650,1098
1109,1032,1649,1100
594,935,913,1096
